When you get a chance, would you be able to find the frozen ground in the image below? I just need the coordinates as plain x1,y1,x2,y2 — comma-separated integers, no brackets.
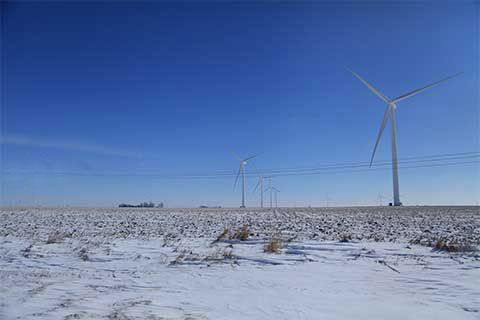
1,207,479,319
1,206,479,243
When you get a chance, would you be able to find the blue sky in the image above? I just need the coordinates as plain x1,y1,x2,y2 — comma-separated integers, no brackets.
1,1,478,207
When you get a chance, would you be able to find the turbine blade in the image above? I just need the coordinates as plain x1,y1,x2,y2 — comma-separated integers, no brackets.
370,106,390,167
243,154,259,161
347,68,390,103
230,150,242,161
233,165,241,190
254,178,260,192
392,72,463,104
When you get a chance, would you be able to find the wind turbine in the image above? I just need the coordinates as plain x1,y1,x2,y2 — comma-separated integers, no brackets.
272,187,280,208
348,68,462,206
264,176,280,208
264,186,280,208
233,152,258,208
254,173,265,208
265,176,274,208
377,194,385,206
325,192,332,208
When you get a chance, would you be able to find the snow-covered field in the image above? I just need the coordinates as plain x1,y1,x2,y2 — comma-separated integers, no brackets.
1,207,479,319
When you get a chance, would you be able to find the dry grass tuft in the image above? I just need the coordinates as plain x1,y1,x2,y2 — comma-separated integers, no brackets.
46,231,67,244
21,244,34,258
169,248,236,266
222,248,233,258
264,232,283,254
204,248,235,261
339,233,352,243
433,239,446,250
78,247,89,261
212,225,249,243
410,236,477,253
212,225,252,243
215,228,229,242
432,239,476,253
107,310,130,320
170,253,185,265
232,225,250,241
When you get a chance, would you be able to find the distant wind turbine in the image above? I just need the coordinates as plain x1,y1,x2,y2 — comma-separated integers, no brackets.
272,187,280,208
264,177,280,209
232,152,258,208
264,186,279,208
254,173,265,208
377,194,385,206
265,176,274,208
325,192,332,208
348,68,462,206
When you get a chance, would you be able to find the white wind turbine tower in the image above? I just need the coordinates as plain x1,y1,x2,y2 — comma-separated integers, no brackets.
264,185,280,208
264,176,274,208
272,187,280,208
233,152,258,208
254,174,265,208
348,68,462,206
324,192,332,208
377,194,385,207
264,176,279,208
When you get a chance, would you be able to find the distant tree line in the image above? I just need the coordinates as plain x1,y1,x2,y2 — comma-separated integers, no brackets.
119,202,164,208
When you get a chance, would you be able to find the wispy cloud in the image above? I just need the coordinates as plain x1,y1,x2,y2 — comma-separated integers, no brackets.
1,135,144,159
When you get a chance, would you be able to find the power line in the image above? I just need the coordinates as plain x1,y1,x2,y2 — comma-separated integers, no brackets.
3,153,478,180
251,154,480,176
254,151,479,173
3,154,478,179
266,160,479,178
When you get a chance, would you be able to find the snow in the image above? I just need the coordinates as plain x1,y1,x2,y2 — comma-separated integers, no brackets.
1,207,479,319
1,206,479,244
